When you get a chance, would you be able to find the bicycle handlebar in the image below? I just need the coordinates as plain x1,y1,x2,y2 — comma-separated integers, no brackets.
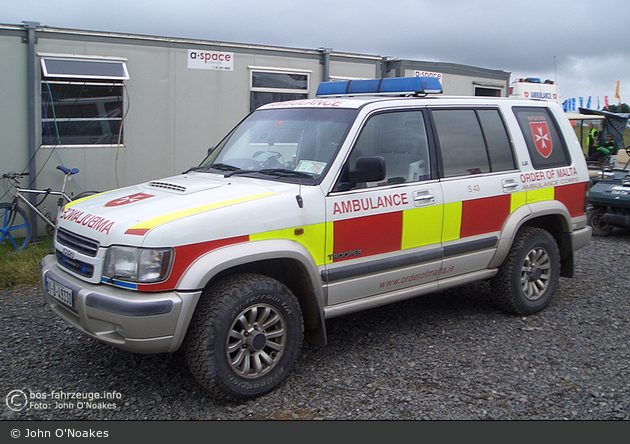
2,171,29,180
3,165,79,181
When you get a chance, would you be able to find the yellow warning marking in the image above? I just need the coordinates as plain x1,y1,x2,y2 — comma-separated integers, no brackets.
127,192,276,232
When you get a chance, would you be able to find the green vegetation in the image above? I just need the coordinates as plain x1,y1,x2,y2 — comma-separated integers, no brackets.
0,236,53,287
606,103,630,113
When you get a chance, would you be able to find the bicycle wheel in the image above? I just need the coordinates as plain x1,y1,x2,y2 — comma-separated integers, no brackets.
72,191,100,201
0,203,32,253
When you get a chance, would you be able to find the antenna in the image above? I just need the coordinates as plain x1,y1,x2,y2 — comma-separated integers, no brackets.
296,178,304,208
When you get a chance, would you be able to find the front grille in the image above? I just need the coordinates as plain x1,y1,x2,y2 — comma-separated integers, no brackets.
56,249,94,278
56,228,100,257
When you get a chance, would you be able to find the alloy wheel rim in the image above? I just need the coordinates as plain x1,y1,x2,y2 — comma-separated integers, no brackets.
226,303,286,378
520,247,551,301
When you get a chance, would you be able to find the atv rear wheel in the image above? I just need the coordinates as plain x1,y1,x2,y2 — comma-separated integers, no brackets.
587,206,614,237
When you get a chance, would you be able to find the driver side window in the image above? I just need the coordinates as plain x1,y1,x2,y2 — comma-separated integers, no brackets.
339,110,431,189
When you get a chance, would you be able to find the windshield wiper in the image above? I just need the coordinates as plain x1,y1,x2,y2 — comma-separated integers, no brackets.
183,163,241,174
208,163,240,171
258,169,315,179
223,169,257,177
223,168,315,179
182,165,208,173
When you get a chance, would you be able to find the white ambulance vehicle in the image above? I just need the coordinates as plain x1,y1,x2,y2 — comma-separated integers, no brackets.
40,77,592,402
509,77,561,104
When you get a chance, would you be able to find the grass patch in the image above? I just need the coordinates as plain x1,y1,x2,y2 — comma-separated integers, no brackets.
0,236,53,287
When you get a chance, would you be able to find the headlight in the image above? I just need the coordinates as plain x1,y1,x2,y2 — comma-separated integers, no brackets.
104,246,173,283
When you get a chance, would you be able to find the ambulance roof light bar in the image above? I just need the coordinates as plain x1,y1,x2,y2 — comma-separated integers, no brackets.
316,76,443,98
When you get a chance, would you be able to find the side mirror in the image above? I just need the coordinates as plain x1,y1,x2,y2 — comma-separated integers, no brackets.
348,156,386,184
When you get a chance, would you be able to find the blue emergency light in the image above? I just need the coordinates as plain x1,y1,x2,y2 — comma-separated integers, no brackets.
316,76,443,97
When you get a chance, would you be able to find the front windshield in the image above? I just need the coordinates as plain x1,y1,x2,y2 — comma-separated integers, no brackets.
199,107,358,182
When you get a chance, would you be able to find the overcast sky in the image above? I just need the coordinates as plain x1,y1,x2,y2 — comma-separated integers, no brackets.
2,0,628,109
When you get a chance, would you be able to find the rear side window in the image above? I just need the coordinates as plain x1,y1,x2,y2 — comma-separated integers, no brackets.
477,109,516,172
513,107,570,169
431,108,515,178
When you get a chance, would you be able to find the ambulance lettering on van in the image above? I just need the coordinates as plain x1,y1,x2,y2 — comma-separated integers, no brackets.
509,77,561,104
40,76,591,403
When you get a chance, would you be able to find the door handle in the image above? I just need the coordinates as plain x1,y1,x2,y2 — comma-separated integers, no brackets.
502,178,518,192
413,190,435,206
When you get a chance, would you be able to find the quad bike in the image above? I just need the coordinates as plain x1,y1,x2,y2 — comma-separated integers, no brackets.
587,146,630,236
580,107,630,236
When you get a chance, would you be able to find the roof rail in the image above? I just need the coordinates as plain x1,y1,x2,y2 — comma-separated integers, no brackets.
316,76,443,97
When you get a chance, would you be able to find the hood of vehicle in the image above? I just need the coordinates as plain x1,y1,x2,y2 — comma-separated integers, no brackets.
589,172,630,204
57,173,291,246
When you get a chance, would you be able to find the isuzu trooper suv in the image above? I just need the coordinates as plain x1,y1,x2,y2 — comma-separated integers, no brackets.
40,77,592,401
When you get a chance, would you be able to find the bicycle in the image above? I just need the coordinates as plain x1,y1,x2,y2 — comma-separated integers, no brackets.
1,166,95,254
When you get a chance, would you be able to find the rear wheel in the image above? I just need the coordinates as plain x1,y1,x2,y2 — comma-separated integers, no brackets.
491,227,560,316
0,203,31,254
184,273,303,402
587,206,614,237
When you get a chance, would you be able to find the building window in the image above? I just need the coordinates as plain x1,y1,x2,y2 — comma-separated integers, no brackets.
40,56,129,146
249,68,310,112
474,86,502,97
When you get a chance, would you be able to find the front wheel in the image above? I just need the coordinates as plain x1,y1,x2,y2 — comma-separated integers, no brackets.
184,273,303,402
491,227,560,316
0,203,31,253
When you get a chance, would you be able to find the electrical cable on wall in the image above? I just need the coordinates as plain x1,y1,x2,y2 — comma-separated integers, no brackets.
115,82,131,188
36,80,86,196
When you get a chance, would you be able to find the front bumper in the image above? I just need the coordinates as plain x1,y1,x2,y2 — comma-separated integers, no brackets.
40,254,201,354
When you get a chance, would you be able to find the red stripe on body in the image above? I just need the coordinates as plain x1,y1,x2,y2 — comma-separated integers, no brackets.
333,211,403,262
125,228,150,236
137,235,249,292
460,194,511,238
554,182,587,217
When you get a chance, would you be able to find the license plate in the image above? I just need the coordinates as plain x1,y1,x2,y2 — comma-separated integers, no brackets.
46,276,73,308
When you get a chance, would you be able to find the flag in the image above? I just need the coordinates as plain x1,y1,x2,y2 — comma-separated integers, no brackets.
605,96,609,109
579,97,583,108
598,96,600,109
587,96,591,109
615,81,620,99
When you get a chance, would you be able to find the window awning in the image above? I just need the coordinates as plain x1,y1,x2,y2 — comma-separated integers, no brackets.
41,57,129,80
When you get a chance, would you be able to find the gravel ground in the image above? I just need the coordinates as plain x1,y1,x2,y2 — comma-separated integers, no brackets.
2,231,630,421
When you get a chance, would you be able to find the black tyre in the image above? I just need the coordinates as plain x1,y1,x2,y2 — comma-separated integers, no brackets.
491,227,560,316
184,273,303,402
0,203,32,253
587,206,614,237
